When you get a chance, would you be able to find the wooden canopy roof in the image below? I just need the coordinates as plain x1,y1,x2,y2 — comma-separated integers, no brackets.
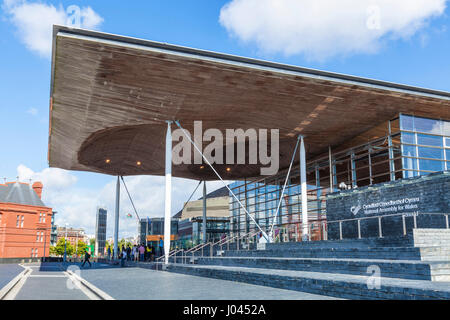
48,26,450,180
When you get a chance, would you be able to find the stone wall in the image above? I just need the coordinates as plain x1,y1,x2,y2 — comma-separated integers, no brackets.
326,171,450,239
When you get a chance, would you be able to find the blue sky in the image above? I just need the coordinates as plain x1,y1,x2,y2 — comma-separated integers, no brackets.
0,0,449,237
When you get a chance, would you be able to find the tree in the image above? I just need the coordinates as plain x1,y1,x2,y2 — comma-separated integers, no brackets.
49,246,57,256
89,238,95,247
54,238,74,256
76,240,87,256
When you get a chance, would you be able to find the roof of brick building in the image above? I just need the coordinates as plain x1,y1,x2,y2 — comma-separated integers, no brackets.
0,182,45,207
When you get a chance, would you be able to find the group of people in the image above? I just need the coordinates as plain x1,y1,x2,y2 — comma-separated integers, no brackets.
106,239,165,267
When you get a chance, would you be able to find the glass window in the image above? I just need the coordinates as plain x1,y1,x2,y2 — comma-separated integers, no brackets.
403,156,418,171
402,145,417,157
400,115,414,131
445,138,450,148
417,134,443,147
414,117,441,134
418,159,444,172
401,132,415,144
446,149,450,161
444,122,450,136
418,146,444,160
16,215,20,227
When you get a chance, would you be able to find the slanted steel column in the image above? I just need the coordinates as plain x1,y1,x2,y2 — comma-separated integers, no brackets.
113,175,120,259
300,136,309,241
202,181,207,243
164,121,172,264
329,146,333,191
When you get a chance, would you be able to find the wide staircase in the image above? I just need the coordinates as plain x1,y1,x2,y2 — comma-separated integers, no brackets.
165,229,450,299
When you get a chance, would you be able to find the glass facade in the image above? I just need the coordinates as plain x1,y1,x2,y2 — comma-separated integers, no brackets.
139,218,178,245
400,115,450,177
229,114,449,240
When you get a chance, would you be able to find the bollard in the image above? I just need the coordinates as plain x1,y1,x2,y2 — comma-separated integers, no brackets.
402,215,406,235
378,216,383,238
357,219,361,239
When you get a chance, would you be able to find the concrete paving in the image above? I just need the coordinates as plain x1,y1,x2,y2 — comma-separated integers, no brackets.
0,264,24,289
79,266,339,300
1,263,339,299
2,263,90,300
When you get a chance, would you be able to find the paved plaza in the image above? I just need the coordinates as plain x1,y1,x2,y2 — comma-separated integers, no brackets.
0,263,338,300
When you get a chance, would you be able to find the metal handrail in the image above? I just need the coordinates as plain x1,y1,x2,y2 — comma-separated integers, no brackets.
217,212,449,244
218,230,260,248
155,211,450,268
155,248,179,262
268,211,450,242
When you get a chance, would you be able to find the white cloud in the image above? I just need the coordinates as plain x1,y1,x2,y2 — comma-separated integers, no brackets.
219,0,448,60
2,0,103,58
17,164,78,190
17,164,230,239
26,107,38,116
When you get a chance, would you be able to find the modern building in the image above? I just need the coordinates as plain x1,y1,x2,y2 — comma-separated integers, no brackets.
0,181,53,258
47,26,450,252
229,115,450,240
94,207,107,256
174,186,230,247
139,217,178,247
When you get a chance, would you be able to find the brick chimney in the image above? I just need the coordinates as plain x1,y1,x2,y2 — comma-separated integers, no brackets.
32,181,43,199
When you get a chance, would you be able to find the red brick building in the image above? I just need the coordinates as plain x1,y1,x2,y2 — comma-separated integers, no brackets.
0,181,53,258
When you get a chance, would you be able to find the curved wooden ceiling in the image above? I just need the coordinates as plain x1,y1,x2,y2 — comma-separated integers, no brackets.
48,26,450,180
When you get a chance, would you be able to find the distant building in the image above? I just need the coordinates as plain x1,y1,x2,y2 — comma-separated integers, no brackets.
0,181,53,258
94,207,107,256
139,217,178,247
174,186,230,247
56,227,86,247
50,211,57,246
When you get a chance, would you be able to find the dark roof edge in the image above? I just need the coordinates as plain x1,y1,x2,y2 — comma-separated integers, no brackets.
50,25,450,101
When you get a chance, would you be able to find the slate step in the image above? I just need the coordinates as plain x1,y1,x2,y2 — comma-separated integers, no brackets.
188,256,449,281
413,229,450,247
166,264,450,300
419,247,450,261
265,235,414,250
221,247,424,260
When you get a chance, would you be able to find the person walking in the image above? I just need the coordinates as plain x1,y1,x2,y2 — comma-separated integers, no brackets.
126,245,131,261
145,244,151,261
81,250,91,268
107,246,111,260
158,238,164,257
150,246,155,262
131,245,136,262
120,248,127,267
139,244,145,261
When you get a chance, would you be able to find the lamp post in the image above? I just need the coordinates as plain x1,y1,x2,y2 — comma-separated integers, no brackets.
63,223,68,263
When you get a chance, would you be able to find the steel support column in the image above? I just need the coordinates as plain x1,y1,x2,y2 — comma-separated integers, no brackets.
113,175,120,259
300,136,309,241
202,181,207,243
164,121,172,264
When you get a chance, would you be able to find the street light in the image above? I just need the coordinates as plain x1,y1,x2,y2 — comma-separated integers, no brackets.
63,223,68,263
